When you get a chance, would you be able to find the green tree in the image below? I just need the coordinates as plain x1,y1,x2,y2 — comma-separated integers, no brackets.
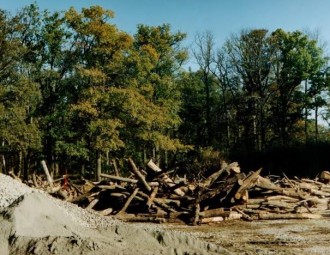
224,29,275,151
270,29,326,144
0,8,42,178
62,6,132,178
132,24,189,165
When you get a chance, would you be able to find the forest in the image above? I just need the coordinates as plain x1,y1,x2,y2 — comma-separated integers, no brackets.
0,4,330,181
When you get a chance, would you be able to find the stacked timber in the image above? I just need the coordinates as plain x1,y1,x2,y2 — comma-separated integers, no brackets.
25,160,330,225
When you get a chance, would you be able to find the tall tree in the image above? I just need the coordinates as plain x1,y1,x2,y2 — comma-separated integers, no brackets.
0,7,42,178
225,29,275,151
62,6,132,177
270,29,326,144
193,31,216,146
132,24,189,164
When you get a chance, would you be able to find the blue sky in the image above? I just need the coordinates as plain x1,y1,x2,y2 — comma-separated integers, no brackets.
1,0,330,66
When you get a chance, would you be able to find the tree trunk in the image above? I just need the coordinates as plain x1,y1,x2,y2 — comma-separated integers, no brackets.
315,104,319,142
112,159,119,176
96,152,102,182
18,151,23,178
23,152,29,181
81,164,85,176
0,154,5,174
304,79,308,144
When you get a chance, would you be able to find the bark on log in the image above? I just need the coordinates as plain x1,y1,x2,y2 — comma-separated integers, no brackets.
262,200,296,210
147,186,159,208
116,214,167,223
198,166,227,189
234,168,262,200
256,176,281,190
320,171,330,182
138,191,177,212
128,158,151,192
193,202,200,226
201,216,224,223
147,159,185,196
100,173,138,184
257,212,322,220
57,189,69,200
118,188,140,214
112,159,119,176
32,172,39,187
266,195,300,202
233,207,253,221
226,162,241,174
199,208,229,218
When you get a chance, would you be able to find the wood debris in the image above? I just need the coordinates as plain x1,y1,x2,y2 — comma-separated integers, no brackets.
25,159,330,225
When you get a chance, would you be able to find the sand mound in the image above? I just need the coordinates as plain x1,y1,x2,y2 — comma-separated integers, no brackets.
0,175,231,255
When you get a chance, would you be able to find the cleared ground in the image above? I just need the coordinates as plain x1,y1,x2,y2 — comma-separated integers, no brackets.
163,219,330,255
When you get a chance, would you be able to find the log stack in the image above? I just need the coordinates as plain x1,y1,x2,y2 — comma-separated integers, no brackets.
26,159,330,225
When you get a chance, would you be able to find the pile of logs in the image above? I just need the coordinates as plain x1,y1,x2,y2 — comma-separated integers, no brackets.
26,159,330,225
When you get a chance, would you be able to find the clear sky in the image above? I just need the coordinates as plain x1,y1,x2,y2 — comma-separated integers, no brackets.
1,0,330,66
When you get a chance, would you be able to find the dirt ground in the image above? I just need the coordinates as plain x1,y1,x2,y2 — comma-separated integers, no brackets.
162,219,330,255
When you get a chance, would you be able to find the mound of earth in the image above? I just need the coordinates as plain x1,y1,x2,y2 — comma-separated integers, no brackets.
0,174,231,255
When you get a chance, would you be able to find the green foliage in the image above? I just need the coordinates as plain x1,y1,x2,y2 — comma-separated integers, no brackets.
0,3,329,179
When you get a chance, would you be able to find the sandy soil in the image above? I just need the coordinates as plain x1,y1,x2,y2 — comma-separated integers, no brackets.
0,191,231,255
163,219,330,255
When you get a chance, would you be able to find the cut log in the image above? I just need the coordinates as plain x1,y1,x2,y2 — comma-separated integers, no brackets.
57,189,69,200
257,212,322,220
256,176,281,190
86,198,99,210
112,159,119,176
198,162,240,190
233,207,253,221
97,184,120,190
41,160,53,186
147,186,159,208
147,159,162,172
68,182,84,195
69,191,97,203
118,188,140,214
138,191,176,213
226,162,241,174
298,182,319,191
228,211,243,220
32,172,39,187
198,166,227,189
116,214,167,223
234,168,262,200
201,216,224,223
300,178,324,186
100,173,138,184
266,195,300,202
128,158,151,192
193,202,200,226
147,159,185,196
279,188,308,199
262,200,296,210
148,182,160,187
199,208,228,218
320,171,330,183
99,208,113,216
200,173,244,203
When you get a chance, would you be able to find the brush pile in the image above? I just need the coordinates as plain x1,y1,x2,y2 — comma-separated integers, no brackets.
25,159,330,225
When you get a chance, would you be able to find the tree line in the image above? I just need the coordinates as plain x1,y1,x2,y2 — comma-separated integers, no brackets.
0,4,329,180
